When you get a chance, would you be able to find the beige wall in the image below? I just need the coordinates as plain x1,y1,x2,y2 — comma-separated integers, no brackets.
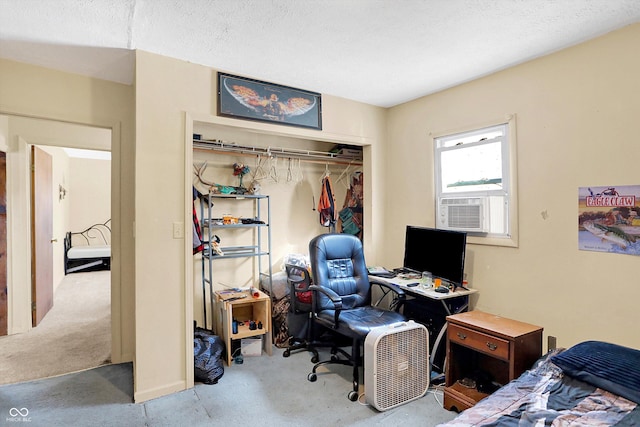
0,58,136,364
386,23,640,350
134,50,386,401
69,156,111,232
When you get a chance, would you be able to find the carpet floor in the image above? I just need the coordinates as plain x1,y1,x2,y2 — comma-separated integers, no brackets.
0,270,111,385
0,271,459,426
0,346,459,427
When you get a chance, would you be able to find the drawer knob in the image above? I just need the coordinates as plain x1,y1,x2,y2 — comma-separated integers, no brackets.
456,332,467,340
486,342,498,351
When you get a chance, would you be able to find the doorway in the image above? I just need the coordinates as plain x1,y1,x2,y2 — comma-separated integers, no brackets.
0,116,113,384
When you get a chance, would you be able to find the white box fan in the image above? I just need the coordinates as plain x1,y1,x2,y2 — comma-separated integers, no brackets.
364,321,430,411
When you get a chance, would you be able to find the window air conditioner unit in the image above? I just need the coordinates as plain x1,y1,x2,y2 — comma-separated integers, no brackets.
438,197,488,232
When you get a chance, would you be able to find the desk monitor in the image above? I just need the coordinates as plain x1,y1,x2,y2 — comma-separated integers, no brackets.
403,225,467,287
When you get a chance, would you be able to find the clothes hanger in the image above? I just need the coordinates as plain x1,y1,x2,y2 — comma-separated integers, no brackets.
294,158,304,183
269,155,279,183
336,162,354,189
251,154,269,182
320,163,330,181
286,158,293,182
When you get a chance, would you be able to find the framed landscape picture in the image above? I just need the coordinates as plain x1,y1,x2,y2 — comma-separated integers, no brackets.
218,72,322,130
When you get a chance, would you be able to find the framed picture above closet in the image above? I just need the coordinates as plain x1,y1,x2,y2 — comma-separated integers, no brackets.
217,72,322,130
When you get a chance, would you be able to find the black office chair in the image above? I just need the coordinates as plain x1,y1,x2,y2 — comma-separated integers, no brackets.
306,233,407,401
282,263,319,362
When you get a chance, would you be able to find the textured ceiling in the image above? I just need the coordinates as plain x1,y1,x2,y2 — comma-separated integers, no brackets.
1,0,639,107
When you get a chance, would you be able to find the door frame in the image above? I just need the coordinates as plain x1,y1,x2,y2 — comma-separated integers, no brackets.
4,118,118,358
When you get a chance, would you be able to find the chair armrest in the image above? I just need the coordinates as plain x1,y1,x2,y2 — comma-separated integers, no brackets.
309,284,343,309
370,278,406,312
309,284,343,327
371,280,405,296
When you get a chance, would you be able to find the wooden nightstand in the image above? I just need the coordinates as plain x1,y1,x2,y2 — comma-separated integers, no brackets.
443,310,543,412
214,290,272,366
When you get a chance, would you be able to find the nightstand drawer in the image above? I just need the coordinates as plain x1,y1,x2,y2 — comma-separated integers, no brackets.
448,324,510,360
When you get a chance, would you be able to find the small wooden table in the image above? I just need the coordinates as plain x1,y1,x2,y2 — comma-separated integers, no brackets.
443,310,543,412
214,289,272,366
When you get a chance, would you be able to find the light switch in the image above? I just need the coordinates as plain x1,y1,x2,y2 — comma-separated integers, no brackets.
173,221,184,239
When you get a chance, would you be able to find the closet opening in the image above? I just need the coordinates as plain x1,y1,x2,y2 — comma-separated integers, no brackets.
183,113,371,387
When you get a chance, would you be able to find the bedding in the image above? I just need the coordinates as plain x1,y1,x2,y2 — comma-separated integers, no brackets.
64,220,111,274
67,245,111,260
439,342,640,426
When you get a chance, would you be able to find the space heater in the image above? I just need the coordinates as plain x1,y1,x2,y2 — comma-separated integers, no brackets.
364,321,430,411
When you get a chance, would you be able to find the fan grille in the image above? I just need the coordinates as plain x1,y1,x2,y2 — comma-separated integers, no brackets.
371,325,429,410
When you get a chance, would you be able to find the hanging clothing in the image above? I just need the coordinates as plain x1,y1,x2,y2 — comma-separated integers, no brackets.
193,187,204,254
338,172,364,240
318,175,337,229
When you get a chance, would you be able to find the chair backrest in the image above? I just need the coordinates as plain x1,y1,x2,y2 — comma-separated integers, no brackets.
284,263,313,312
284,263,311,289
309,233,371,311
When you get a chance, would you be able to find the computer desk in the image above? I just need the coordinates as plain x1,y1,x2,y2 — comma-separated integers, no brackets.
370,275,478,373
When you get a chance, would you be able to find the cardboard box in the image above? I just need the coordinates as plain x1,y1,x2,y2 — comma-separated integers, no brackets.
337,148,362,157
241,337,262,356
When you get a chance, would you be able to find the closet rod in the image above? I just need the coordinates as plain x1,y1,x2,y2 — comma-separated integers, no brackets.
193,139,363,165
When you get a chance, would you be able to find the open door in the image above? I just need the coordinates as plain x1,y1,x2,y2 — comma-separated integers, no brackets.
30,146,54,326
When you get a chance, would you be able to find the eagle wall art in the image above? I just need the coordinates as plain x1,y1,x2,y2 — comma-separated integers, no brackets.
218,73,322,130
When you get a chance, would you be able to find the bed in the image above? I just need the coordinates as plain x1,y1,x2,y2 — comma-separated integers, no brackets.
64,219,111,274
439,340,640,426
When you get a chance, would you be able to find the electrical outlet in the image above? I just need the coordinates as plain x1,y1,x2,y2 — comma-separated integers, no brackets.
173,221,184,239
548,335,557,351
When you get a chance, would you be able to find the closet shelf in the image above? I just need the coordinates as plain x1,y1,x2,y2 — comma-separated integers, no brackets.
203,222,269,229
204,194,267,200
204,245,269,259
198,191,272,332
193,138,363,165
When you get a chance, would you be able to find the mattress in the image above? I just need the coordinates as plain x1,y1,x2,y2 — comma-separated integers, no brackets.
67,245,111,259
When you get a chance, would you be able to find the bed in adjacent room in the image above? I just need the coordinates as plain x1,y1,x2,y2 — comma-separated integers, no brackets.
439,340,640,426
64,219,111,274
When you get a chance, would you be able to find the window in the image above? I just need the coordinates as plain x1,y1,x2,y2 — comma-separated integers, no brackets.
433,115,518,246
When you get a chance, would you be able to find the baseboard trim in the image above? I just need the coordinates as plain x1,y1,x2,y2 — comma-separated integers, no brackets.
111,352,134,364
134,380,187,403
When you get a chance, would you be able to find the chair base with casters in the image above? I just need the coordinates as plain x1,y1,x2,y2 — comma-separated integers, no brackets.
306,306,406,401
283,308,350,362
282,311,319,362
306,233,407,401
306,339,363,402
282,263,321,362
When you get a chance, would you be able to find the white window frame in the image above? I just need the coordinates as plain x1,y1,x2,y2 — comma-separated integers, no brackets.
432,114,518,247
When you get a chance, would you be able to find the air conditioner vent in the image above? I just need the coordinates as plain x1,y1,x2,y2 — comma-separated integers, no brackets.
448,205,481,229
438,197,488,232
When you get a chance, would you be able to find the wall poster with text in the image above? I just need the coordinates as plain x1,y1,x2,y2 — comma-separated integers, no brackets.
578,185,640,256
